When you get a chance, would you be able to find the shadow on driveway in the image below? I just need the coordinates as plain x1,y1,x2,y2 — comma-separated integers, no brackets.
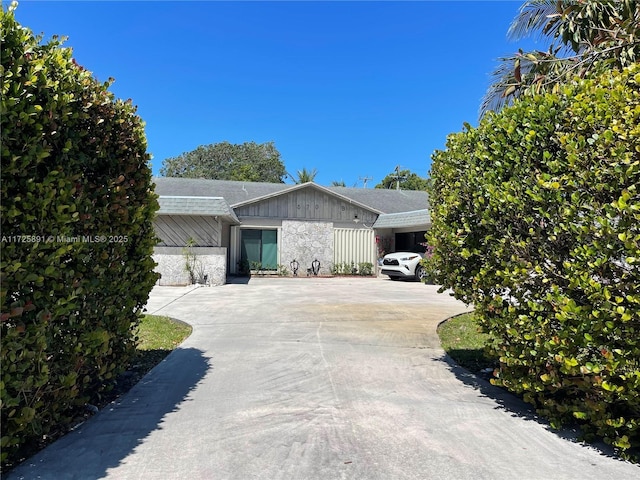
436,353,628,463
7,347,211,480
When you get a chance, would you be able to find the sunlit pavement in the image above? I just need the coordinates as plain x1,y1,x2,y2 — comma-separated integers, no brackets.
8,277,639,479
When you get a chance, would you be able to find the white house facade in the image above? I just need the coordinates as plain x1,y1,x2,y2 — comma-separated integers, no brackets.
152,178,430,285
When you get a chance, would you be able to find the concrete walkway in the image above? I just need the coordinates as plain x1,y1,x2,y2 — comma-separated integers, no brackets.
8,277,639,479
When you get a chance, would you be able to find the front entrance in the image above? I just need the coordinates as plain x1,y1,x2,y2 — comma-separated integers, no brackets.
240,229,278,271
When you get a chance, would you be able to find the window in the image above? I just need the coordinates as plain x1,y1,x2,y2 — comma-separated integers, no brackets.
240,229,277,270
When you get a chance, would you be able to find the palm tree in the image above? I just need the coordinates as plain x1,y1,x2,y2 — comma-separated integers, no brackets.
331,180,346,187
294,167,318,184
481,0,640,116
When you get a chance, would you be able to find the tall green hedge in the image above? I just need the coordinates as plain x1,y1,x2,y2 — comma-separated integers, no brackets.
1,6,159,468
428,64,639,456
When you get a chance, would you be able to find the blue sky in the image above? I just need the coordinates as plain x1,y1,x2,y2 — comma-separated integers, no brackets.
14,1,541,186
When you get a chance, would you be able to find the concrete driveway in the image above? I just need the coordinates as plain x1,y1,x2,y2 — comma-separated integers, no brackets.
8,277,639,479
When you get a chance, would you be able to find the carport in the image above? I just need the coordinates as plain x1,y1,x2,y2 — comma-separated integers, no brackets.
373,209,431,254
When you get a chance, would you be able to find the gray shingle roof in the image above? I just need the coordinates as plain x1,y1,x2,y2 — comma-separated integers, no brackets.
372,209,431,229
153,178,289,206
157,196,240,223
326,186,429,214
153,178,429,215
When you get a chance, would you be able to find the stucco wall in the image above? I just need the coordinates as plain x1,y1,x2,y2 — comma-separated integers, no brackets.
280,220,333,276
153,246,227,286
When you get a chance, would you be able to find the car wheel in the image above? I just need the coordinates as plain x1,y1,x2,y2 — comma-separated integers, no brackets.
415,265,426,282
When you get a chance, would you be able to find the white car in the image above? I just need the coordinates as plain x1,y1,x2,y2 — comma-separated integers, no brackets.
380,252,427,281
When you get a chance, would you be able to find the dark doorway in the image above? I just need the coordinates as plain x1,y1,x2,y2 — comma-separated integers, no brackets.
394,231,428,253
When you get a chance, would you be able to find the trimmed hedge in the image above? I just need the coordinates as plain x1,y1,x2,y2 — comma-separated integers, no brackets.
1,6,159,468
428,64,639,456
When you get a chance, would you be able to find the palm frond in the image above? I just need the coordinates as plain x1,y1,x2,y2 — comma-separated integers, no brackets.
295,167,318,184
507,0,567,41
480,56,523,116
484,0,640,117
480,47,572,118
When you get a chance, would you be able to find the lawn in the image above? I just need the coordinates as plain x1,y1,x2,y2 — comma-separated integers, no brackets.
103,315,193,402
437,312,496,373
137,314,192,351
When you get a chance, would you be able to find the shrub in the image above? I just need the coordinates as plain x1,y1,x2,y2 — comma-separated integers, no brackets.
428,64,640,456
277,264,289,276
1,5,159,468
183,238,206,284
330,262,351,275
331,261,373,276
357,262,373,276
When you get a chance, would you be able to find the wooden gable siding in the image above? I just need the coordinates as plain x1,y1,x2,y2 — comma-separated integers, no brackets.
234,189,377,224
154,215,220,247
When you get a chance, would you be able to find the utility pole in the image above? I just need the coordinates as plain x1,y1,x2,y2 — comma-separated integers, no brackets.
394,165,406,190
359,176,373,188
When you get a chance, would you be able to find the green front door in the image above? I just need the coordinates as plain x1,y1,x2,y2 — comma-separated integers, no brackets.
240,229,277,271
260,230,277,270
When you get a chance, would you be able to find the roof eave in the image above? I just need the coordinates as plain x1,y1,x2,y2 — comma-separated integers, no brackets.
157,195,240,224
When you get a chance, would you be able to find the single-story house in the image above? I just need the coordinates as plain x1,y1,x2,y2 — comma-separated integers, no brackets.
152,177,431,285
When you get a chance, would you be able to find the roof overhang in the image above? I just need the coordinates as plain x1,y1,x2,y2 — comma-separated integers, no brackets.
372,209,431,229
157,196,240,224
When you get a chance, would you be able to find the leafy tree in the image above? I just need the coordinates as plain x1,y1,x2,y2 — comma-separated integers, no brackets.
375,169,430,191
160,141,286,183
428,65,640,456
331,180,346,187
1,4,158,468
293,167,318,184
482,0,640,115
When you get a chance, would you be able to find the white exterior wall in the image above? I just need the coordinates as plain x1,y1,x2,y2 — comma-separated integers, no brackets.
153,246,227,286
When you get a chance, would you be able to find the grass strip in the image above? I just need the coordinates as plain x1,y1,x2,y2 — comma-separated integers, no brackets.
137,314,192,351
437,312,496,373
